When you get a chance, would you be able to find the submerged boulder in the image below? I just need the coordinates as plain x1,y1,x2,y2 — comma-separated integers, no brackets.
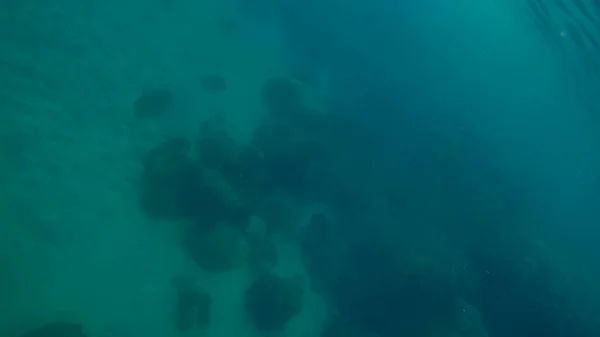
184,223,245,272
257,197,300,240
245,272,305,331
196,130,239,172
140,137,195,219
226,146,267,200
180,167,252,229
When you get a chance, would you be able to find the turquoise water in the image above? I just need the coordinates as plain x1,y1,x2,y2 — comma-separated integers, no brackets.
1,0,599,337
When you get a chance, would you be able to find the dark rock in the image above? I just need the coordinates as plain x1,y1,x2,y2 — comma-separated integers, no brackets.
237,147,264,174
260,139,328,199
179,167,251,228
257,198,297,239
134,89,173,117
20,322,85,337
140,137,196,220
184,224,244,272
227,147,266,199
245,273,305,331
196,131,238,172
138,136,251,226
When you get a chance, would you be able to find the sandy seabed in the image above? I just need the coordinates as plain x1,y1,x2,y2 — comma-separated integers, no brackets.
0,1,327,336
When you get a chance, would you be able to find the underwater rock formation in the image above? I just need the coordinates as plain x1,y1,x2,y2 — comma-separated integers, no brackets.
134,88,174,117
182,167,252,228
140,126,255,229
256,197,300,240
172,276,212,331
245,272,305,331
19,322,85,337
140,137,195,219
184,223,244,272
196,129,239,172
259,139,328,199
252,78,334,200
226,146,267,200
196,118,266,205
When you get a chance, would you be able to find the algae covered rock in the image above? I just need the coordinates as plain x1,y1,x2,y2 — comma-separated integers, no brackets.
196,130,239,172
227,146,267,199
141,137,195,219
141,136,252,228
257,197,299,239
245,272,305,331
194,118,265,210
181,167,252,228
261,138,329,198
184,223,244,272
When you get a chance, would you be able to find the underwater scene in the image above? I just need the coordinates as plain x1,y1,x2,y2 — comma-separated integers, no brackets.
2,0,600,336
